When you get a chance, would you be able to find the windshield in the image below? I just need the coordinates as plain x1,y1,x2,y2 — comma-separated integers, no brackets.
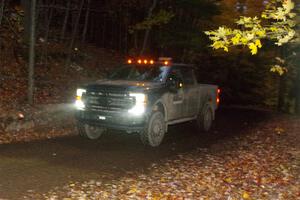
109,65,170,82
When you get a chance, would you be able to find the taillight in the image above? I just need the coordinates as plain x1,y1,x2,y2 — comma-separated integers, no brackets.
217,88,221,105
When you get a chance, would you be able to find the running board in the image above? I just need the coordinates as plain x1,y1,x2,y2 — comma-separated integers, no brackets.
165,116,197,132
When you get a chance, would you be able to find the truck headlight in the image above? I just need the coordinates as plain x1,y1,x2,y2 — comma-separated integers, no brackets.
75,88,86,110
128,93,147,115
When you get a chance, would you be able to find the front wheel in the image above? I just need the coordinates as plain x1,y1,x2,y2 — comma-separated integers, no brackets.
140,111,166,147
77,122,106,140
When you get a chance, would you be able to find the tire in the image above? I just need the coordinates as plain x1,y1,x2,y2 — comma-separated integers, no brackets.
197,105,214,132
140,111,166,147
77,122,106,140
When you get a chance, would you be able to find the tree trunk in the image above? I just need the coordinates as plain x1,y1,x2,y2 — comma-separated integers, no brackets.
21,0,31,43
61,0,71,41
118,11,122,51
124,7,129,54
134,32,138,51
140,0,158,55
81,0,90,43
65,0,85,67
111,18,115,49
124,23,128,54
295,66,300,114
42,1,55,65
35,0,43,36
102,15,106,47
28,0,36,105
295,49,300,115
0,0,4,27
45,1,54,42
277,75,286,112
89,14,94,41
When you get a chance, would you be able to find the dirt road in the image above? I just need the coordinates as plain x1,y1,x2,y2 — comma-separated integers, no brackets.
0,107,298,199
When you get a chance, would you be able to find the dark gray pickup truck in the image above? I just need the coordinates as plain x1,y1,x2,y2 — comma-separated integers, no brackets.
75,58,220,147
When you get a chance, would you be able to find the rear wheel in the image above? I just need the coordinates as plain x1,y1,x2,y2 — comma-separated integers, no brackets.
197,105,214,132
77,122,106,140
140,111,166,147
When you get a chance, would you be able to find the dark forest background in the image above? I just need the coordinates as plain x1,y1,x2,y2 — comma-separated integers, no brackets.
0,0,299,113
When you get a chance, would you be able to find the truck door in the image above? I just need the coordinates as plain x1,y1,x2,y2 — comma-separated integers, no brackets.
166,68,185,121
180,68,199,117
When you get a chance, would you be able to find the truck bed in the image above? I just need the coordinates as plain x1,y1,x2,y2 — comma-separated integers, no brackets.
198,84,219,112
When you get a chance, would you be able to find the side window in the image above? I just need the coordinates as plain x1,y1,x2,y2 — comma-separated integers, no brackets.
167,68,183,83
181,68,195,85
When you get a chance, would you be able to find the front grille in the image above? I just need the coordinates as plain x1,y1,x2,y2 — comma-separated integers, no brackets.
83,91,134,112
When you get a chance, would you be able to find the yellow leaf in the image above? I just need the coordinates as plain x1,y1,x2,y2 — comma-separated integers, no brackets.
225,177,232,183
261,13,267,19
242,191,250,199
275,127,285,134
270,65,288,76
231,33,241,45
241,37,248,45
288,12,297,18
127,187,138,194
255,39,262,48
283,0,295,12
248,43,258,55
152,193,163,200
256,30,266,37
245,33,255,41
270,27,277,32
211,41,222,49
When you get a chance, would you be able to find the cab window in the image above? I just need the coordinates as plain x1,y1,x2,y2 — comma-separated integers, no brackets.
180,68,196,85
167,68,183,83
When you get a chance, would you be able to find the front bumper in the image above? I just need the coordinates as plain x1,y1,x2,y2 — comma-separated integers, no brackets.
75,110,147,132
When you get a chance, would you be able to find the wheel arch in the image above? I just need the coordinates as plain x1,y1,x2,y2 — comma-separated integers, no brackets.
201,101,215,120
152,100,168,121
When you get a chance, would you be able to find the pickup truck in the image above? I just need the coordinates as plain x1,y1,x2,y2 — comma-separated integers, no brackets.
75,58,220,147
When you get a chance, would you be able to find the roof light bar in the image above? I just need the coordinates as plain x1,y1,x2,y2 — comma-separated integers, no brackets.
126,57,172,65
158,57,172,61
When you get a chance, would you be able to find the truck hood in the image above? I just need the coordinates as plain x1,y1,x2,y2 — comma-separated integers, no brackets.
85,79,162,92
